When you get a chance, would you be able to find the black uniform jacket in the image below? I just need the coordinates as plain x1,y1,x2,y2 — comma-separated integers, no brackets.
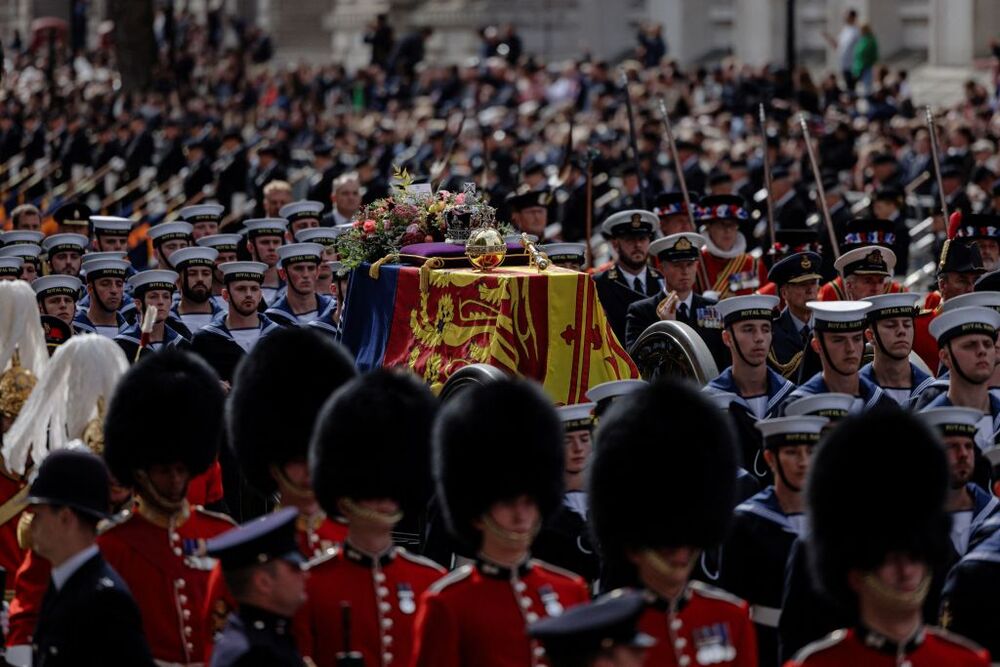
211,605,305,667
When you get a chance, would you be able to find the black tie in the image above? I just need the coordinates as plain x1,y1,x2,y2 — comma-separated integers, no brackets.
678,302,689,320
800,324,811,344
633,277,643,293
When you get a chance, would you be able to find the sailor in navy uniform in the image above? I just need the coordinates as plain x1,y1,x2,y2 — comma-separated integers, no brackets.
75,237,138,322
923,306,1000,471
264,243,336,332
782,393,854,426
27,450,155,667
705,295,796,483
115,270,190,362
168,246,225,337
585,379,647,420
178,203,225,241
766,252,821,382
0,255,23,282
33,275,83,328
207,507,307,667
196,233,243,313
294,226,340,295
719,415,827,667
146,220,193,269
858,293,934,405
72,257,131,337
540,243,587,272
41,232,88,278
593,210,661,345
532,403,601,584
624,232,725,367
918,407,1000,561
279,200,324,241
190,261,281,384
0,243,41,283
782,301,891,414
243,218,288,305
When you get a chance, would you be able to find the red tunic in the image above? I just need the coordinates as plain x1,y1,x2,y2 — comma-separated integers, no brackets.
409,558,589,667
97,503,234,664
817,277,907,301
923,291,942,310
0,469,27,593
295,544,445,667
638,581,758,667
698,250,768,298
186,461,224,506
913,306,942,375
784,626,989,666
202,512,348,662
5,549,49,649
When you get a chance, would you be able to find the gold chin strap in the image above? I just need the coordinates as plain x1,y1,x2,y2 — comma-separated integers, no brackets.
643,548,701,579
339,498,402,527
481,514,539,547
81,396,106,455
133,470,188,527
861,572,932,613
270,464,316,502
0,351,37,421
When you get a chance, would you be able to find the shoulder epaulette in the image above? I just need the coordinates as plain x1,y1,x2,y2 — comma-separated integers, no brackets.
687,580,749,609
306,545,339,570
791,629,848,662
97,507,135,534
530,559,586,583
428,564,474,594
925,627,989,656
194,505,238,526
397,548,447,574
918,308,934,316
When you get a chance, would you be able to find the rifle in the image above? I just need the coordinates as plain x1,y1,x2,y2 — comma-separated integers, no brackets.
335,602,365,666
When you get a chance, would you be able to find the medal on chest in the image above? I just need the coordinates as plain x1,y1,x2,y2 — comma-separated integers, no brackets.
697,306,723,329
538,585,564,617
397,582,416,615
728,271,759,293
693,623,736,665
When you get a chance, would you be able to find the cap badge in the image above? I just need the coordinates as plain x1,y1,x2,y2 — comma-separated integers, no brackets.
800,256,812,269
867,250,882,264
675,237,693,251
630,213,642,228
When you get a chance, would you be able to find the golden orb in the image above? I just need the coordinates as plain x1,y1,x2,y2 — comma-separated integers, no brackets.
465,227,507,271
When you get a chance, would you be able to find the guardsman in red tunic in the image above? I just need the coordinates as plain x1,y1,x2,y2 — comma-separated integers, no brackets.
98,350,236,665
410,379,590,667
296,370,445,667
913,239,986,373
785,408,989,667
589,379,759,667
818,219,907,301
696,195,767,299
202,327,357,661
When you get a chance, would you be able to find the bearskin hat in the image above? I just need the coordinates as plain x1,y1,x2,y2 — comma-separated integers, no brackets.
806,406,950,609
227,328,356,495
589,379,737,564
310,369,437,514
104,349,224,486
433,377,564,549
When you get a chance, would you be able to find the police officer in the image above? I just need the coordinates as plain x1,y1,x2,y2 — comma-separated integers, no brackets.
190,261,281,384
147,220,194,269
169,246,224,334
786,409,990,666
766,252,821,381
593,210,660,344
27,450,155,666
532,403,601,584
527,590,655,667
207,508,308,667
72,257,130,337
32,275,81,328
298,369,446,666
265,243,336,330
705,295,796,481
859,293,934,405
178,204,225,241
244,219,288,305
783,301,890,413
719,415,826,667
589,379,758,666
114,270,189,361
41,233,88,278
99,350,237,664
411,379,590,667
624,232,725,367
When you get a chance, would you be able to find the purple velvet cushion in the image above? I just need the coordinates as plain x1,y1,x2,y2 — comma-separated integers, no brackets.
398,242,528,267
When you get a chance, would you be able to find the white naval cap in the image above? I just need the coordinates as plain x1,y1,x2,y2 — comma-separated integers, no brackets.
755,415,829,448
0,230,44,246
220,261,267,283
90,215,134,234
276,243,324,266
0,244,41,261
783,392,856,420
540,243,586,264
918,406,983,439
279,200,324,221
295,227,339,246
714,295,779,326
833,245,896,278
862,293,921,320
807,300,872,332
147,221,193,246
128,269,178,293
42,233,89,255
555,403,596,431
178,204,225,223
169,246,219,269
601,210,657,237
81,251,127,267
928,305,1000,344
940,291,1000,314
244,218,288,238
32,275,82,299
0,256,23,276
649,232,706,262
586,379,647,410
197,233,243,251
82,258,130,281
